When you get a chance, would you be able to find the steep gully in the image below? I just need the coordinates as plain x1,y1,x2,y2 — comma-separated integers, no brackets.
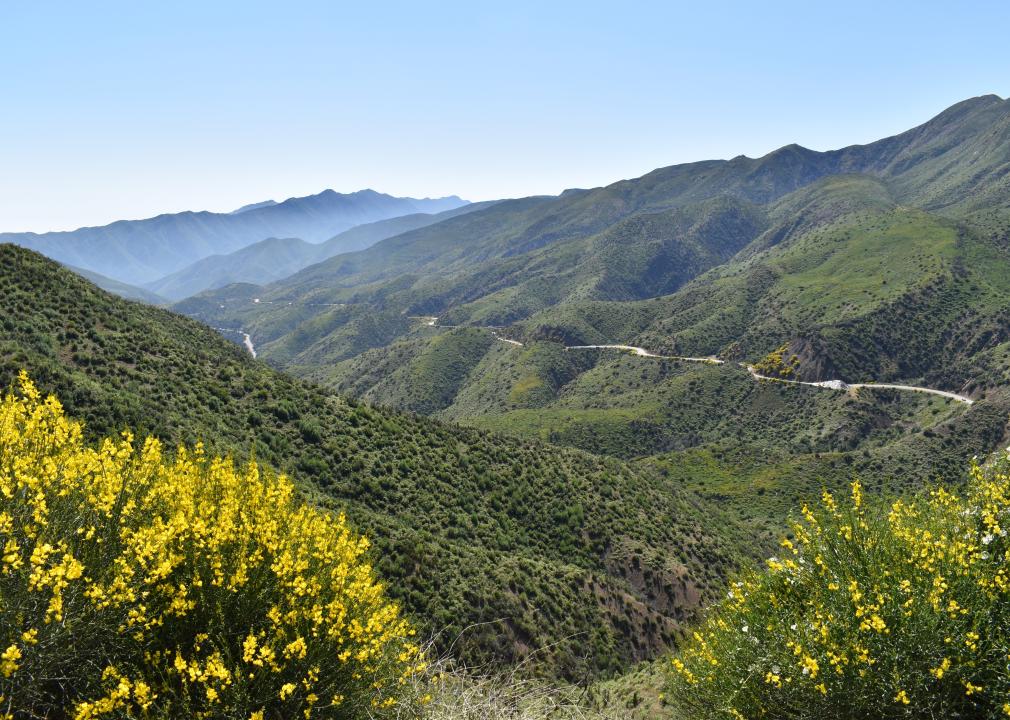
212,327,257,358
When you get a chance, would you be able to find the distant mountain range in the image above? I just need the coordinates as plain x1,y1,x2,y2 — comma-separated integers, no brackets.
0,189,468,286
145,202,494,300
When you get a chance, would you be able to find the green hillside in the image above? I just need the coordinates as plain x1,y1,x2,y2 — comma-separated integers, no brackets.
170,98,1010,559
281,174,1010,429
41,93,1010,707
0,244,744,679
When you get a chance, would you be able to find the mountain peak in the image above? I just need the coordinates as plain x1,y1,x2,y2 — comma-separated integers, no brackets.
921,93,1009,126
231,199,278,215
767,142,814,156
967,92,1005,105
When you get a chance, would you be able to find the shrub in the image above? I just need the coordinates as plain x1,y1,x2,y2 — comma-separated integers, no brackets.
751,343,799,379
668,459,1010,719
0,372,424,718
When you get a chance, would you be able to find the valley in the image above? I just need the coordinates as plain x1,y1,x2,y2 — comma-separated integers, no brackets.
171,100,1010,560
166,97,1010,606
5,92,1010,719
7,2,1010,716
0,245,750,680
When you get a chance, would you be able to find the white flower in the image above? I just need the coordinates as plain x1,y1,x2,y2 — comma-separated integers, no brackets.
982,533,994,545
741,625,749,633
772,665,781,674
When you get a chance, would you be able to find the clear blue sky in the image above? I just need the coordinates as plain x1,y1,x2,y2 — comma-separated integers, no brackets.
1,1,1008,232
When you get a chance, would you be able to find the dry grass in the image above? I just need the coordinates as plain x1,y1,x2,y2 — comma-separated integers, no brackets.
408,660,606,720
393,628,614,720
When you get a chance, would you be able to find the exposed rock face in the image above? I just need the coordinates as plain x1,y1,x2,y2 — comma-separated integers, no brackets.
783,336,841,383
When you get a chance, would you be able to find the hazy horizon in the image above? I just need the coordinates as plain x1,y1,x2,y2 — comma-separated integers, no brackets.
2,0,1008,233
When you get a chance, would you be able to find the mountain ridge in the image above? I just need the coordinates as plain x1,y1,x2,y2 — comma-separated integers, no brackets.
189,94,1009,332
144,201,494,300
0,188,469,286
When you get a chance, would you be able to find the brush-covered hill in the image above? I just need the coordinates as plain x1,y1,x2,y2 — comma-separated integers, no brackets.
175,193,770,367
316,170,1010,530
0,243,744,679
176,95,1010,543
1,189,468,286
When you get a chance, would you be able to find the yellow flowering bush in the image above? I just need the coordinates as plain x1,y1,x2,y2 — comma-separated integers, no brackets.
0,372,424,718
668,461,1010,719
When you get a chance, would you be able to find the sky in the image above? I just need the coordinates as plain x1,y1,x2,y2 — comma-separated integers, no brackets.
1,1,1008,232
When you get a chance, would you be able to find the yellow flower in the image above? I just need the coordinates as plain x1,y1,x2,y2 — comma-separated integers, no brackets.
851,479,863,509
0,645,21,678
894,689,910,705
0,374,421,716
863,614,887,634
800,656,819,679
930,658,951,680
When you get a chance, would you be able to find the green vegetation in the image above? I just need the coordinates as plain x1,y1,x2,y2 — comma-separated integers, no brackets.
182,96,1010,372
233,172,1010,567
752,343,799,378
325,328,498,415
668,460,1010,719
8,95,1010,714
0,245,742,680
183,111,1010,500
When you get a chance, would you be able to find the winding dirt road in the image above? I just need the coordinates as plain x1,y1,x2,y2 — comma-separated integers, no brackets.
744,365,973,404
567,344,724,364
418,317,974,405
